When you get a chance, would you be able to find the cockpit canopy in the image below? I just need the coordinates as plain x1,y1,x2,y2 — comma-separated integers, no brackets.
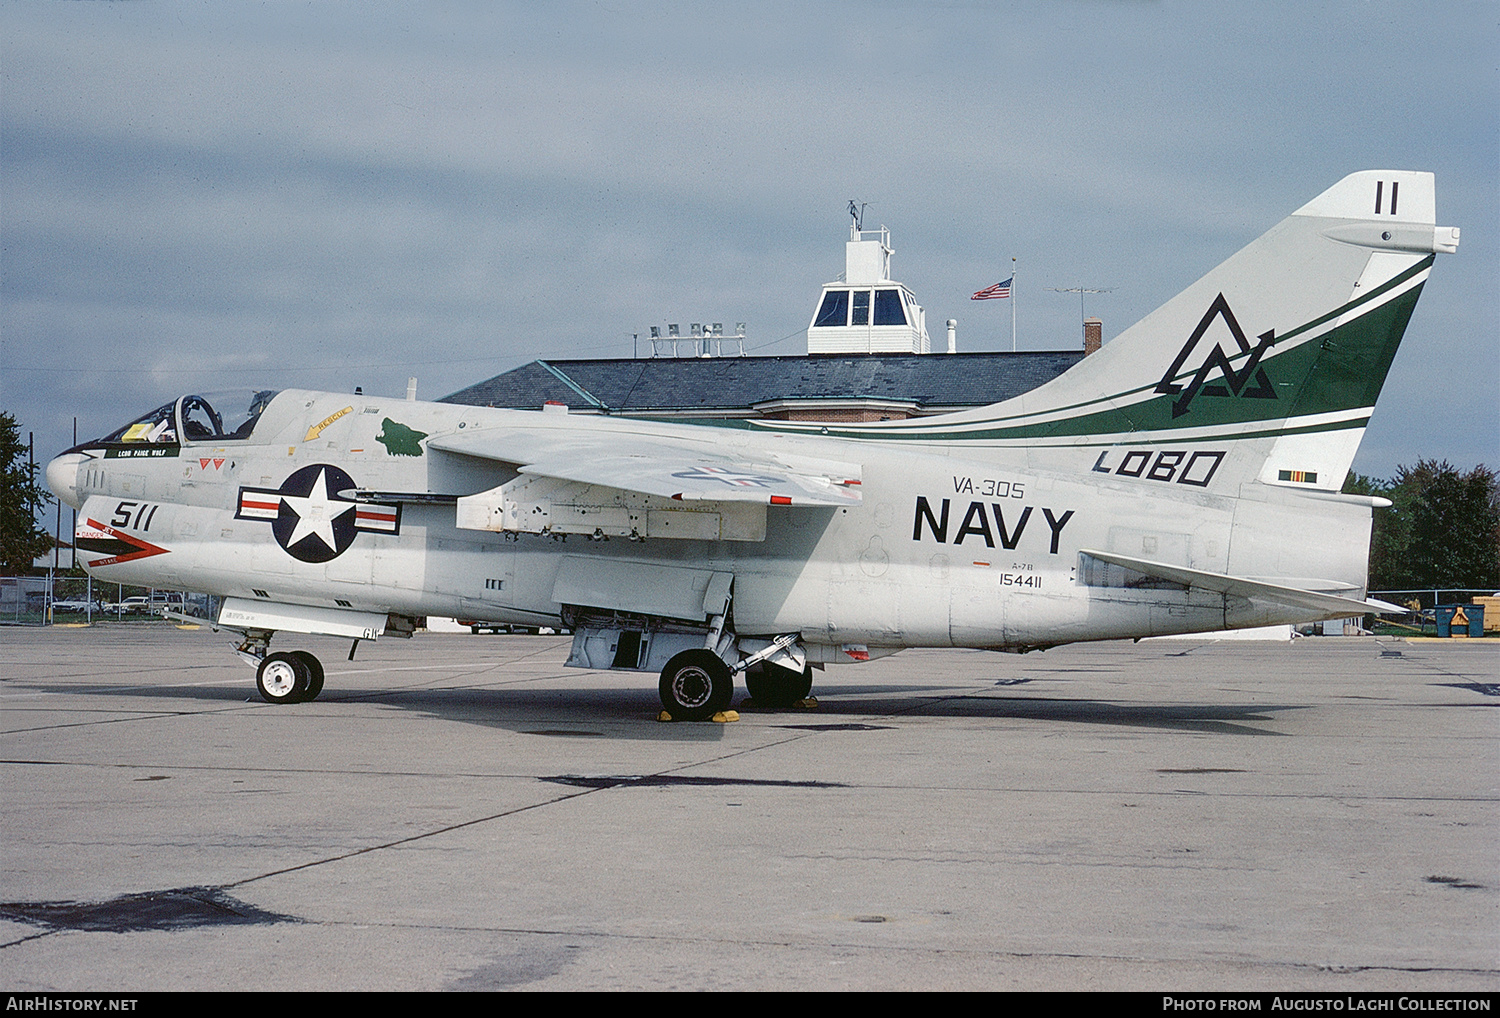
94,390,282,447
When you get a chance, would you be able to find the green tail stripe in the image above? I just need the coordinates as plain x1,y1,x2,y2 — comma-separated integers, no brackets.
982,252,1435,429
1001,415,1372,449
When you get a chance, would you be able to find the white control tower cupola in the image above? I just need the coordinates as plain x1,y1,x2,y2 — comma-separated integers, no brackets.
807,206,930,355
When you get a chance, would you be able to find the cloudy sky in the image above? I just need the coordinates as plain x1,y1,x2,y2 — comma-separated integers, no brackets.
3,1,1495,478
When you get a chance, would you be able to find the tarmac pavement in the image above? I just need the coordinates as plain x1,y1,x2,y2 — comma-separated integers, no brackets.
1,623,1496,991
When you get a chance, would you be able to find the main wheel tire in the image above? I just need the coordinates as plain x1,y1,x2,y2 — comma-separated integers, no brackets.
257,652,309,704
743,662,814,708
659,650,733,721
290,651,324,701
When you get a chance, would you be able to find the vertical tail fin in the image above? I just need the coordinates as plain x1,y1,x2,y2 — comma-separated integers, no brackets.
999,171,1457,490
808,171,1460,494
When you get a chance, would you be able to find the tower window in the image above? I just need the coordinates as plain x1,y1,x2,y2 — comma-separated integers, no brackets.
814,290,849,327
874,289,906,325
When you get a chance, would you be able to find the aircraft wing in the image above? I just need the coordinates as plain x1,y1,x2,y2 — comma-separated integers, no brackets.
1079,550,1404,616
429,427,862,507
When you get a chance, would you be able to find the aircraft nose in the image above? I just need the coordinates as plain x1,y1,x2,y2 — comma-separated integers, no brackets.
47,452,86,510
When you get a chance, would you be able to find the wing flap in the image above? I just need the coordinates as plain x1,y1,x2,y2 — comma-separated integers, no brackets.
430,426,861,508
518,452,860,506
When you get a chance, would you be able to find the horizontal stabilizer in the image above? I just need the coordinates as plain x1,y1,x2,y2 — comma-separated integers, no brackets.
1080,549,1402,616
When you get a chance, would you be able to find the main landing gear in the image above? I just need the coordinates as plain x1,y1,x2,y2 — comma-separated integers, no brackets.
742,661,814,709
653,635,817,720
658,650,735,722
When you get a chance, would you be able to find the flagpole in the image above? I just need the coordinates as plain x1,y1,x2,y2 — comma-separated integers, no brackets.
1008,259,1020,353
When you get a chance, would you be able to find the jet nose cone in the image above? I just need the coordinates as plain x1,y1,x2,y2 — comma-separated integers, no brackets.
47,452,86,510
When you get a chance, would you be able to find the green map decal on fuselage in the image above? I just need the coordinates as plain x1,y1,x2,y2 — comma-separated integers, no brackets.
377,418,428,457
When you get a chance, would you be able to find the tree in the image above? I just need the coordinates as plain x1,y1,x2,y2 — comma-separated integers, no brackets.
0,412,56,574
1346,460,1500,592
1405,462,1499,590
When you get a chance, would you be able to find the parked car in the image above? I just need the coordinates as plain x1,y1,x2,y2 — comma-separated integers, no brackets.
51,599,102,613
114,596,153,615
99,593,187,616
148,592,186,613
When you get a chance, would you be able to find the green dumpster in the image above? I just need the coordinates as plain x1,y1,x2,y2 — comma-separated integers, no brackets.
1435,604,1485,638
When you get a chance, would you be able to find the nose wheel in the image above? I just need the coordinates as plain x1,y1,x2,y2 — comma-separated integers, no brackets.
290,650,324,700
256,650,325,704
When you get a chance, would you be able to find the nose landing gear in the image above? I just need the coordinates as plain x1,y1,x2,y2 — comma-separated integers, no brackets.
254,649,326,703
233,626,326,705
256,652,308,703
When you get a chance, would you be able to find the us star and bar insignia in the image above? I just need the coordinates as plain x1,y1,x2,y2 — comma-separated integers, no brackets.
237,463,401,563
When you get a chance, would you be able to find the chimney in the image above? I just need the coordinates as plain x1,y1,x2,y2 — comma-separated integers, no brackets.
1083,318,1102,355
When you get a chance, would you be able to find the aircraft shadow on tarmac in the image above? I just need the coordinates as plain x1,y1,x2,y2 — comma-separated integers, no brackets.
13,674,1307,739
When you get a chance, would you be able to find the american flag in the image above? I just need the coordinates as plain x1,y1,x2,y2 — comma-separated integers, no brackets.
972,277,1012,300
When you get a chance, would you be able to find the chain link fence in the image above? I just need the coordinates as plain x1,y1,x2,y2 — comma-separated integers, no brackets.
0,576,218,625
0,576,53,625
1369,588,1498,636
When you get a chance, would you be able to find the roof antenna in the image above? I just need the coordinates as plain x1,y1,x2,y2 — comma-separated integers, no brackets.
848,199,870,235
1046,286,1116,343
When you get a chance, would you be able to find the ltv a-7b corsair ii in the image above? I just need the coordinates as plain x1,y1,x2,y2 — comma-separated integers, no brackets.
48,171,1460,718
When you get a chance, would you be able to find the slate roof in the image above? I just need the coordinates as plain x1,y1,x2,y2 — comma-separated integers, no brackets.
441,351,1084,415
